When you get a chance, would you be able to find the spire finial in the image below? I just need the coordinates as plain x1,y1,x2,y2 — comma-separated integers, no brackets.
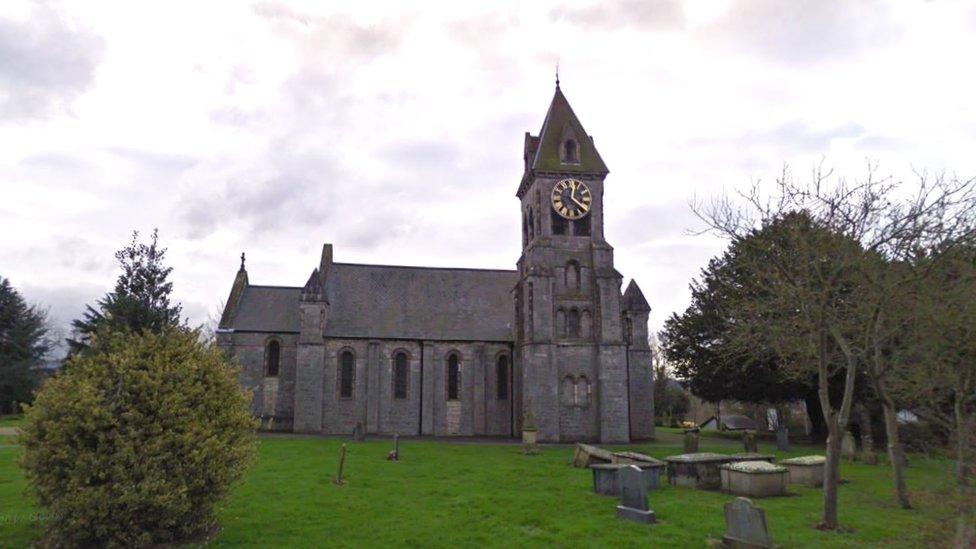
240,252,246,271
555,62,560,88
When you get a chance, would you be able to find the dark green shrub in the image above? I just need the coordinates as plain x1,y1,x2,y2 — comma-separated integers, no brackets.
19,329,256,547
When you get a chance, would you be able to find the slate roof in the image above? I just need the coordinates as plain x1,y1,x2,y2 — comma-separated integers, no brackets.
622,280,651,311
224,263,518,342
531,85,609,174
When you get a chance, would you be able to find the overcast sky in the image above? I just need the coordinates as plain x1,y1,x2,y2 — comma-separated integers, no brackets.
2,0,976,349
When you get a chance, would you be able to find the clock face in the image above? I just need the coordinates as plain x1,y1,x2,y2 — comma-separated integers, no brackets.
551,178,592,220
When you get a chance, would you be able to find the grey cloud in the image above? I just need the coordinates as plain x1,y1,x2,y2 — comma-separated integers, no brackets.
0,4,104,120
610,200,704,247
704,0,901,65
550,0,684,31
177,148,343,239
253,2,401,60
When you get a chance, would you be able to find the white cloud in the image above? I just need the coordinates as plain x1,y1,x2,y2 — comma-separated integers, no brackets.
1,0,975,343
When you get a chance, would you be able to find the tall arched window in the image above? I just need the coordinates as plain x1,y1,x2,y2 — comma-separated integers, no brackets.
625,317,634,345
265,339,280,377
564,139,577,162
528,209,535,240
556,308,567,338
581,309,592,339
393,351,408,399
568,308,580,339
447,353,460,400
339,350,355,398
496,355,509,400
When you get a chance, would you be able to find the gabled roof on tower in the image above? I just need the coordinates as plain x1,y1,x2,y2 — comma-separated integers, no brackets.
531,84,609,174
622,279,651,312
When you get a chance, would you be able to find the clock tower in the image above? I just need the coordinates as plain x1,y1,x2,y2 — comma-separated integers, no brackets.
514,83,652,443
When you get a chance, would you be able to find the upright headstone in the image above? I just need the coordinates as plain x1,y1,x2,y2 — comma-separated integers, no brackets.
722,497,772,548
352,421,365,442
742,432,758,453
388,433,399,461
334,443,347,485
841,431,856,462
775,426,791,452
616,465,656,524
684,429,700,453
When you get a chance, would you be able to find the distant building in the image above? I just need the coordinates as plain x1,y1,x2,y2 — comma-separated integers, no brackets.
216,83,655,443
700,414,757,431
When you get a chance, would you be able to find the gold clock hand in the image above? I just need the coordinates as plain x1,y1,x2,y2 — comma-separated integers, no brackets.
570,195,587,210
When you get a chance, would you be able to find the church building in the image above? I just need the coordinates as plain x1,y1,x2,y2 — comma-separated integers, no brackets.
216,84,655,443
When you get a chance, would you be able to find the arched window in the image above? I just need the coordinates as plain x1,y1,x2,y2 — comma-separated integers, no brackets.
568,308,580,339
447,353,460,400
625,317,634,345
528,209,535,240
564,139,577,163
577,376,591,408
339,350,354,398
551,209,568,235
496,355,509,400
393,351,408,399
581,309,592,339
574,215,591,237
556,308,566,338
565,261,580,291
265,339,280,377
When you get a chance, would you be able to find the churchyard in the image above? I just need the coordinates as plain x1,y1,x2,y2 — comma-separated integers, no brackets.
0,424,958,547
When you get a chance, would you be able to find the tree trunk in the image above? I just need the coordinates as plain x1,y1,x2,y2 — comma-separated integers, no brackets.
805,391,828,443
821,425,842,529
857,403,877,464
880,398,912,509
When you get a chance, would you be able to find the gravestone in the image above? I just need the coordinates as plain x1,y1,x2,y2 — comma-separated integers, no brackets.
615,465,656,524
775,427,791,452
572,443,614,468
352,422,365,442
334,444,347,485
841,431,856,461
684,429,700,453
722,497,772,548
742,432,758,453
388,433,399,461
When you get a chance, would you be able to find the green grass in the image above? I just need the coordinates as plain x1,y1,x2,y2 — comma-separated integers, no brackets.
0,415,24,428
0,431,959,547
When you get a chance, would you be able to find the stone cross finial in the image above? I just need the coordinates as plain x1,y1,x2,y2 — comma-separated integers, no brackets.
240,252,246,271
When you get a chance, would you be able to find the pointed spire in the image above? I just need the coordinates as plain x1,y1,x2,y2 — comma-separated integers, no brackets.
530,84,608,175
622,280,651,312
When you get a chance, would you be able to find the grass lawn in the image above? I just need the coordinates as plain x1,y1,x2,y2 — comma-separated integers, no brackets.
0,415,24,428
0,429,960,547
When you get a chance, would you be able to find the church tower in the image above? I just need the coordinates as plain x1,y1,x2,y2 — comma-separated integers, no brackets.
514,83,633,443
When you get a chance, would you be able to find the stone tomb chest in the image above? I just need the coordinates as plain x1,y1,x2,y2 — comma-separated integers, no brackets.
727,453,776,464
780,455,826,487
590,459,665,496
665,453,732,490
719,461,789,498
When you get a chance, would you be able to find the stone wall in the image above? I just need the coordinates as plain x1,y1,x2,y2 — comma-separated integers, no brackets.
218,331,297,430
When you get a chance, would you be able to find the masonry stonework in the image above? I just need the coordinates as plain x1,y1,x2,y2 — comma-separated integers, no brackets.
217,84,654,442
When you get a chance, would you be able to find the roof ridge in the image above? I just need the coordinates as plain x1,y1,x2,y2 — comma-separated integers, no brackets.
332,262,517,273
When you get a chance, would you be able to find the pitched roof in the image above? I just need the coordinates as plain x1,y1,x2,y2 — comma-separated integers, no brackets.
324,263,517,341
531,85,608,174
227,285,302,332
224,263,518,342
622,279,651,311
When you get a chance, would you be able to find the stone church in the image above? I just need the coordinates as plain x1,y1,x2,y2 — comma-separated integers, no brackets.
217,84,655,443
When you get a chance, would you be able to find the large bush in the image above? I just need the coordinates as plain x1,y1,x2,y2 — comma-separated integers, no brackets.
19,329,256,547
